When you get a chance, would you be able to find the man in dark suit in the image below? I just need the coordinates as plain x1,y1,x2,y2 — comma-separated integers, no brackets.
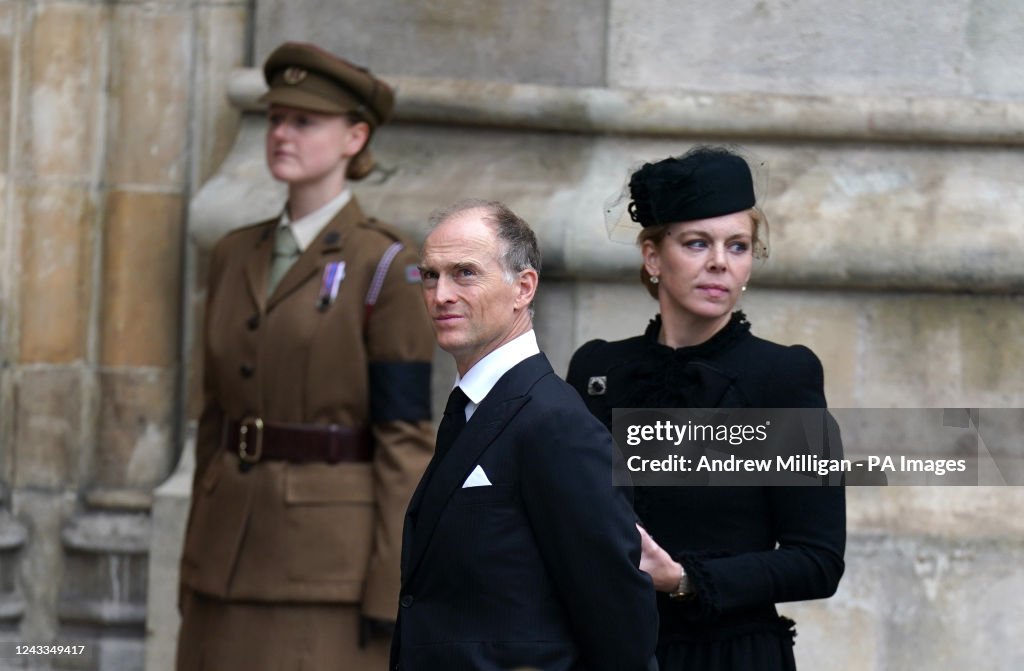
391,199,658,671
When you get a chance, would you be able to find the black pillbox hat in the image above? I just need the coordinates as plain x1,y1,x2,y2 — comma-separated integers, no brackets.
628,147,755,227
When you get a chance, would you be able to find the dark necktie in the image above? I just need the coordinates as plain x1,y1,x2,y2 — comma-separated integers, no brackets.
435,387,470,459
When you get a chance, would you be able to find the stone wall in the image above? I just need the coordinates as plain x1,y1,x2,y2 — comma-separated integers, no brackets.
0,1,247,668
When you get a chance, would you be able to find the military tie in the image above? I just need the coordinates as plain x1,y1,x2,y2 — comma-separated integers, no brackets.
267,225,301,296
435,387,470,459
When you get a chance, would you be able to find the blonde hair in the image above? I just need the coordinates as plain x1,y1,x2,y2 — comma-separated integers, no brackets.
343,111,375,181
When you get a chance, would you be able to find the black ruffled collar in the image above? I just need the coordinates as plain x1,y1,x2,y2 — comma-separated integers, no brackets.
643,311,751,361
610,312,751,410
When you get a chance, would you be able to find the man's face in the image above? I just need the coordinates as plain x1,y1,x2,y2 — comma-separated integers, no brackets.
419,210,524,374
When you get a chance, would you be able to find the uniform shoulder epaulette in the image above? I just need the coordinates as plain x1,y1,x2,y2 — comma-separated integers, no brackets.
214,218,276,250
357,217,407,244
226,217,275,237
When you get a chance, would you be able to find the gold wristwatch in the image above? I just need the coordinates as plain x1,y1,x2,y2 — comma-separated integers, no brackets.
668,565,692,600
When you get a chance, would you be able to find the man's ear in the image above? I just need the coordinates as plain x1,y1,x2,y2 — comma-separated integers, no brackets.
513,268,539,311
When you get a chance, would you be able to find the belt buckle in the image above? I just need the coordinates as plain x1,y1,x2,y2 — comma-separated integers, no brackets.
238,416,265,464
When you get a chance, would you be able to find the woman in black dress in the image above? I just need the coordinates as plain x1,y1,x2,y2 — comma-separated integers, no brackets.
567,146,845,670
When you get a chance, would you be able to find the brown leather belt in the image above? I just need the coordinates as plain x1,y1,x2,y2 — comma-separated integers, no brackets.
223,417,372,465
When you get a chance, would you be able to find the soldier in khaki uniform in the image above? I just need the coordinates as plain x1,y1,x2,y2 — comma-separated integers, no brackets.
176,42,435,670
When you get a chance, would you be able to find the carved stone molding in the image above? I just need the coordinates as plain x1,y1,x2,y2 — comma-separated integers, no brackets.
190,70,1024,294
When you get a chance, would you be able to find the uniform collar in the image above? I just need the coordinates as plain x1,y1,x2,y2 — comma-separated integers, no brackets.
279,188,352,252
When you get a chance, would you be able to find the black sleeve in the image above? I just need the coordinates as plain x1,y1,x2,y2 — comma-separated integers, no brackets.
369,361,432,422
519,389,658,671
675,485,846,618
675,344,846,617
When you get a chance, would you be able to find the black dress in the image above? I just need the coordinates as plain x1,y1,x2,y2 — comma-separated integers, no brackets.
567,312,846,671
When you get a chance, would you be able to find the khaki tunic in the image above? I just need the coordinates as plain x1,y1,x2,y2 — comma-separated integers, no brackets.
177,198,434,667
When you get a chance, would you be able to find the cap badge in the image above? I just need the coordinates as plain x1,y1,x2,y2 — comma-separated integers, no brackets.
283,67,307,85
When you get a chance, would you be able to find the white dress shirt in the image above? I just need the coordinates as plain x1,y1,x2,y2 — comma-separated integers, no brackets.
453,330,540,421
279,188,352,251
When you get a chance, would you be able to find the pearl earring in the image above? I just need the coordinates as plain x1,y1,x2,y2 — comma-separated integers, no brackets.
741,285,747,292
650,276,660,284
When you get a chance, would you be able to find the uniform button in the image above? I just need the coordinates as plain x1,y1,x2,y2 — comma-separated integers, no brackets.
239,364,254,378
399,594,413,608
246,314,260,330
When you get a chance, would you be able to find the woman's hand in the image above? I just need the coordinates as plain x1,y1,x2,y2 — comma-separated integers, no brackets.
637,523,684,592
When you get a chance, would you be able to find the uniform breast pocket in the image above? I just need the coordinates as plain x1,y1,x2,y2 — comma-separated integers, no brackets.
284,463,375,584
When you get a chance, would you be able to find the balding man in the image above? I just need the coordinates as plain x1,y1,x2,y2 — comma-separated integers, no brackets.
391,200,658,671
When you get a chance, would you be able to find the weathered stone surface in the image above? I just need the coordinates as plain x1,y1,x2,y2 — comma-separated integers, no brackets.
105,5,190,188
12,368,81,488
853,296,1024,408
228,69,1024,144
192,4,247,187
959,304,1024,404
963,0,1024,98
762,146,1024,291
15,2,105,180
193,110,1024,292
0,174,12,493
143,440,192,671
16,183,96,364
0,509,28,626
608,0,1024,100
255,0,608,86
744,290,861,406
533,283,576,376
94,370,176,491
0,174,11,349
100,190,183,368
755,293,945,405
58,513,150,670
9,489,78,642
848,487,1024,539
789,533,1024,669
0,2,17,175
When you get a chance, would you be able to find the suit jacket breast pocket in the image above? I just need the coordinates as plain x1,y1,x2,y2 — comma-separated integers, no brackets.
284,463,375,584
450,483,516,506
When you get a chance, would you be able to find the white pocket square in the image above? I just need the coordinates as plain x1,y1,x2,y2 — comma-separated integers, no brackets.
462,465,493,488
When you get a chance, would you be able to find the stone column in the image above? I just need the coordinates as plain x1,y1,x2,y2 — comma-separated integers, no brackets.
53,2,192,662
4,1,108,660
0,0,247,669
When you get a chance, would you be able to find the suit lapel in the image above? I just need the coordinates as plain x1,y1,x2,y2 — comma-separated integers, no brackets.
265,198,364,311
403,353,553,585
